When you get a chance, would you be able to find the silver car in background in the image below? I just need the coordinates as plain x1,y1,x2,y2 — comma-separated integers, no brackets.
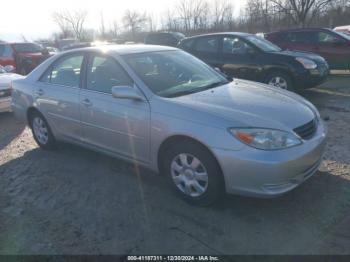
0,65,23,113
11,45,327,205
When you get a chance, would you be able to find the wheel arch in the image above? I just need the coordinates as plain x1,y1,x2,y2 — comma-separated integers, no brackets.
264,66,295,84
157,135,223,177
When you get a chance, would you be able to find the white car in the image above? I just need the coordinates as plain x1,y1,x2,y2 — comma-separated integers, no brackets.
0,65,23,113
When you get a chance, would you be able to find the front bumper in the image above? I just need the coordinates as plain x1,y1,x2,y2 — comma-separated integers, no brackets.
212,120,327,198
0,97,11,113
295,64,329,89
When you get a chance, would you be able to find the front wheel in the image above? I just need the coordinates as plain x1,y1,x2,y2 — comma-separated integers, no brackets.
163,141,224,206
29,111,56,150
265,72,294,92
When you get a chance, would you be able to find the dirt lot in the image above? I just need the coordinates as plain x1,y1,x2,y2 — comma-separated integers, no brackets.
0,76,349,255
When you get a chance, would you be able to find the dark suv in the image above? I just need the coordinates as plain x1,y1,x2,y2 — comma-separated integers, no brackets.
145,32,185,47
0,42,50,75
178,32,329,91
265,28,350,70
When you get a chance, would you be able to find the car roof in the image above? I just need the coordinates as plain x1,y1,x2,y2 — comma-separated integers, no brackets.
183,32,252,40
62,44,178,55
268,28,332,34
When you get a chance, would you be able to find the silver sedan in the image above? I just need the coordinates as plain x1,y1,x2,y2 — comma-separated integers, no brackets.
11,45,327,205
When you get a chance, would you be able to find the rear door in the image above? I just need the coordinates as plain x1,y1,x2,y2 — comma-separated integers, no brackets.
79,53,150,163
191,36,223,68
36,52,85,140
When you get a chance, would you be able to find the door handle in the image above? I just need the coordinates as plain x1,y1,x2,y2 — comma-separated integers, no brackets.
35,89,44,96
81,98,93,107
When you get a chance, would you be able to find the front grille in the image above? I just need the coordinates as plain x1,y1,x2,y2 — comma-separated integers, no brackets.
0,89,11,98
293,118,317,140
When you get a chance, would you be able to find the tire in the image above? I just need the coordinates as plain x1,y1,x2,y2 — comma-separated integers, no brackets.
162,141,224,206
265,71,295,92
29,111,56,150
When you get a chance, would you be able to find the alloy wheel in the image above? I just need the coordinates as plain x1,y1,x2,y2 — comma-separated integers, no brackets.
32,117,49,145
268,76,288,90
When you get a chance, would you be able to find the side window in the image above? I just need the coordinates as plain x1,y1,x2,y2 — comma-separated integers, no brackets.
0,45,13,58
195,37,219,53
86,55,133,94
40,54,84,87
223,37,253,54
286,32,315,44
317,31,343,44
0,45,4,56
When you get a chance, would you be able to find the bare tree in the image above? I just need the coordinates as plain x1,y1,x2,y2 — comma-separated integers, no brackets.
99,11,106,39
122,9,147,40
109,20,120,39
52,12,72,39
146,13,158,32
271,0,333,27
52,9,88,40
211,0,235,31
176,0,210,32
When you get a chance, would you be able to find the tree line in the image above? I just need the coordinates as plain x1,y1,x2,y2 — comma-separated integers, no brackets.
51,0,350,42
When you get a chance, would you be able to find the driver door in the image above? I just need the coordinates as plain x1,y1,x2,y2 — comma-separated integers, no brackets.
79,53,150,163
221,36,260,81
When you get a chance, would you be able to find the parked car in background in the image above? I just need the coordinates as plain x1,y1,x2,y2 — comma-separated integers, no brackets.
46,46,59,56
56,39,78,51
11,45,327,205
179,32,329,91
0,65,23,113
0,42,51,75
265,28,350,70
334,25,350,36
145,32,185,47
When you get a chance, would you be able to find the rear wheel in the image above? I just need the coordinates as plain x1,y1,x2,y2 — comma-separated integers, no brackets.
265,71,294,91
29,111,56,150
163,141,224,206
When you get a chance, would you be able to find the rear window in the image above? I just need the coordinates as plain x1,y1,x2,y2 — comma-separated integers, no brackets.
12,43,43,53
195,37,219,53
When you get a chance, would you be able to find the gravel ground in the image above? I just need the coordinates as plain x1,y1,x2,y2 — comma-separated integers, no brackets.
0,76,349,255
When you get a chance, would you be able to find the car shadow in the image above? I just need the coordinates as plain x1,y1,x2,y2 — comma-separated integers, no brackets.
1,142,350,254
0,112,26,151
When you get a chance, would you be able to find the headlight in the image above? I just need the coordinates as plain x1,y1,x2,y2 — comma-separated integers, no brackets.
295,57,317,69
230,128,302,150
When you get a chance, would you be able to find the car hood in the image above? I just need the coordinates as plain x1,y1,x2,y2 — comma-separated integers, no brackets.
168,79,316,131
276,50,326,64
0,73,24,88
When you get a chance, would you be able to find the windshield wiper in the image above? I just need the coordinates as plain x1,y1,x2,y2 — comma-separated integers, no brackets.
165,80,230,98
199,80,230,91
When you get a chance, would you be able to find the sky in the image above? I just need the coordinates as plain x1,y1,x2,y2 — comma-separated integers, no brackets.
0,0,246,42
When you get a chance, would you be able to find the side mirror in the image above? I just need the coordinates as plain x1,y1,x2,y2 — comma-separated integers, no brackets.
4,65,15,73
111,85,144,101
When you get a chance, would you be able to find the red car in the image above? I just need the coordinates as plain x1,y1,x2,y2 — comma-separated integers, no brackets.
265,28,350,70
0,42,50,75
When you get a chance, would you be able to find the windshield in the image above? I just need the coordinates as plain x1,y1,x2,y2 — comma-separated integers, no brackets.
246,35,282,52
334,30,350,40
12,43,44,53
123,51,229,98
